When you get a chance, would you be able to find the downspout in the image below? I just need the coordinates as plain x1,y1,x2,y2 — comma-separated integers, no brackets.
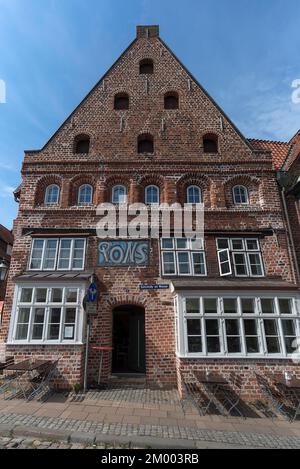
280,186,300,285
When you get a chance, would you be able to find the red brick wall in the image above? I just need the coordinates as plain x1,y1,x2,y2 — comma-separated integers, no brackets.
0,27,298,393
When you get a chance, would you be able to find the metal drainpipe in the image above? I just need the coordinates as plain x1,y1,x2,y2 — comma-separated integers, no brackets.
281,187,300,284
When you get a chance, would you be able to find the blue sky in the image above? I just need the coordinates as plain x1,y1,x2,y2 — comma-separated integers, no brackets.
0,0,300,228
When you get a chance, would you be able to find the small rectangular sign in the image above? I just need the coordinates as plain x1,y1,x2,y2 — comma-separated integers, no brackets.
99,240,149,267
140,284,170,290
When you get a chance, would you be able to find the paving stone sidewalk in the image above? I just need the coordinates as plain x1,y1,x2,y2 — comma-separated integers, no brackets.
0,388,300,449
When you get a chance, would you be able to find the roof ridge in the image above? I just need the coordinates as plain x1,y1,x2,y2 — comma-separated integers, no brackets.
247,138,289,145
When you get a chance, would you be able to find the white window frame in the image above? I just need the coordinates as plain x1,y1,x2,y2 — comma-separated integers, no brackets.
112,185,127,204
8,283,85,345
44,184,60,206
161,238,207,277
233,185,249,205
187,185,202,204
176,292,300,359
145,185,160,205
78,184,93,206
29,238,86,271
216,238,264,278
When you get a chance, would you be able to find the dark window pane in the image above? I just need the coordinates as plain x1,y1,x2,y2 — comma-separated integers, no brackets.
16,324,28,340
246,337,259,353
65,308,76,323
285,337,296,354
224,298,237,314
282,320,296,336
241,298,255,314
32,324,44,340
278,299,292,315
36,288,47,303
206,319,219,335
261,299,275,314
217,239,229,249
186,298,200,314
20,289,33,303
231,239,244,250
187,319,201,335
207,337,220,353
204,298,217,314
266,337,281,354
264,319,278,335
51,288,63,303
49,308,61,324
225,319,239,335
48,325,60,340
188,337,202,353
244,319,257,335
227,337,241,353
18,308,30,323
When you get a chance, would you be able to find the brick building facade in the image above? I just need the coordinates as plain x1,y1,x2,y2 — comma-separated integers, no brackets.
0,25,299,397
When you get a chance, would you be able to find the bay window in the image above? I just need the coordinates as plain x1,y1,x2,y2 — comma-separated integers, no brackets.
29,238,86,271
177,294,300,358
10,285,84,344
161,238,206,276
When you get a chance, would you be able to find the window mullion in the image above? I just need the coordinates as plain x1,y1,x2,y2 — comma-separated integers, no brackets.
277,318,286,357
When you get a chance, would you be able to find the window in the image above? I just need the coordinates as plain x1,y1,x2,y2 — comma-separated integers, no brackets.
178,294,300,358
139,59,153,74
74,136,90,154
114,93,129,110
145,185,159,204
138,134,154,154
29,238,86,271
216,238,264,277
11,285,83,344
161,238,206,276
164,92,179,110
187,186,202,204
203,134,218,153
112,185,127,204
233,185,249,205
44,185,60,206
78,184,93,206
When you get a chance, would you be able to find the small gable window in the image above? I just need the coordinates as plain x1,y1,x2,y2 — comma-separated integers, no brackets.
233,185,249,205
112,185,127,204
139,59,154,75
74,135,90,154
145,185,160,204
164,92,179,110
114,93,129,110
138,134,154,154
203,134,218,153
45,185,60,206
187,186,202,204
78,184,93,206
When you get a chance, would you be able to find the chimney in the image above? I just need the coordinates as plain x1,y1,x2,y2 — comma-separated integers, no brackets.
136,25,159,39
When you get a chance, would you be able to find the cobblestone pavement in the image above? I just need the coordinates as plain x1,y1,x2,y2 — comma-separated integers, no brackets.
69,388,181,405
0,436,133,449
1,411,300,448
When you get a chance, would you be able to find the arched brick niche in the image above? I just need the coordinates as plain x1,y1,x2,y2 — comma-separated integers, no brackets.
68,175,96,207
176,174,211,208
224,175,261,208
104,175,131,204
138,175,165,204
34,175,62,207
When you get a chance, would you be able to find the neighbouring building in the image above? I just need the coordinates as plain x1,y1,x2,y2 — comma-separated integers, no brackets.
0,26,300,397
0,224,13,322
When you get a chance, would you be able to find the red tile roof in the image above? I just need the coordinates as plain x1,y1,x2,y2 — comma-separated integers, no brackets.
248,139,291,170
0,224,13,246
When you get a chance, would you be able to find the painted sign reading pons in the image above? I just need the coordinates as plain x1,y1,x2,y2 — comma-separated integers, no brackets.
98,240,149,266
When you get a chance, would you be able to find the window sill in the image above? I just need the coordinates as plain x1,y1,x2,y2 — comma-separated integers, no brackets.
176,352,295,360
7,341,84,346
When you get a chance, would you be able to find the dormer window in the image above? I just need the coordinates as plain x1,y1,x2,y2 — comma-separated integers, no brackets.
74,135,90,154
138,134,154,154
139,59,154,75
164,92,179,110
114,93,129,110
203,134,218,153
